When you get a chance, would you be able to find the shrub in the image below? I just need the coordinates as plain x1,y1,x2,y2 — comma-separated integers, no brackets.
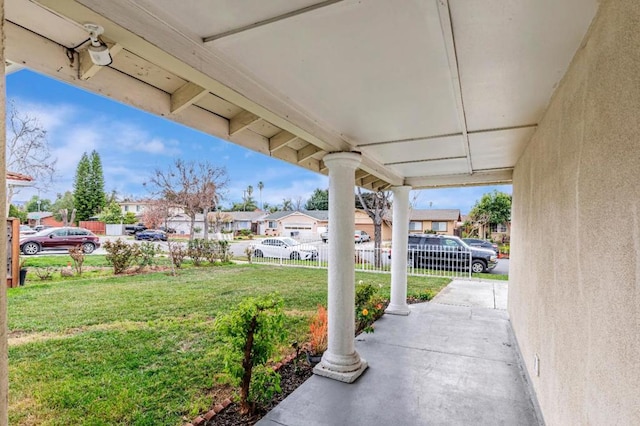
68,246,85,276
355,281,386,334
215,294,286,415
187,239,207,266
34,267,55,280
308,305,328,355
245,245,253,263
103,239,141,274
218,240,231,263
138,242,160,269
167,241,186,269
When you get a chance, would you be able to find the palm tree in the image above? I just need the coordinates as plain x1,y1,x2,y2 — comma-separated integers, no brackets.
257,181,264,211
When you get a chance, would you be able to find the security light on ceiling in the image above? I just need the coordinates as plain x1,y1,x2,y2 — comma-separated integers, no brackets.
83,23,112,66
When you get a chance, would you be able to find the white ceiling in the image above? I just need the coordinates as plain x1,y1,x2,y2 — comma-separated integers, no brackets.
7,0,599,189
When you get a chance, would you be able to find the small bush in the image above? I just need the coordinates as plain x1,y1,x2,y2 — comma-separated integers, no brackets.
138,242,160,269
103,239,141,274
168,241,186,269
308,305,328,355
355,281,386,334
215,294,286,415
187,239,207,266
218,240,231,262
34,267,55,280
68,246,85,276
245,245,253,263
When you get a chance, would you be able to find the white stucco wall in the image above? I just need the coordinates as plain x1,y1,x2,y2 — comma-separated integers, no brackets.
509,1,640,424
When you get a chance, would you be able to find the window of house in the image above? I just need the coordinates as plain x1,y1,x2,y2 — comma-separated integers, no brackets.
268,221,277,228
124,205,129,212
136,205,141,212
409,221,422,231
431,222,447,232
490,223,508,233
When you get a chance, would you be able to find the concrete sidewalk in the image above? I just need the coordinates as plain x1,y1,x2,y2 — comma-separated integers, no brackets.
258,280,541,426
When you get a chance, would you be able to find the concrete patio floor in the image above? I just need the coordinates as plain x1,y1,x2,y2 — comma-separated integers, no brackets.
258,280,542,426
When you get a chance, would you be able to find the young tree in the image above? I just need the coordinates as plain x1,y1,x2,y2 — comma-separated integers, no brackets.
305,188,329,210
469,190,512,239
356,189,391,267
98,200,124,224
8,205,27,223
51,191,75,222
145,159,228,240
6,101,57,206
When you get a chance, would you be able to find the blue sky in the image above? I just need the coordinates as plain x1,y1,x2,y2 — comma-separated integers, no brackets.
7,69,511,213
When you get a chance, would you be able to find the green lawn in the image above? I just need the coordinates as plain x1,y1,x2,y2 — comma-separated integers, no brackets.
8,263,450,425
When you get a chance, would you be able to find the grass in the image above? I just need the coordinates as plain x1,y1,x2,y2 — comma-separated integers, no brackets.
8,263,450,425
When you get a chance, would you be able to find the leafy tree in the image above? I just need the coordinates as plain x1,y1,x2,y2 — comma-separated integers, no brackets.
356,189,391,266
89,151,106,215
8,205,27,222
99,200,124,224
469,190,512,239
73,150,107,222
281,198,293,211
24,195,52,213
305,188,329,210
51,191,75,222
6,101,57,206
123,211,138,224
145,159,228,240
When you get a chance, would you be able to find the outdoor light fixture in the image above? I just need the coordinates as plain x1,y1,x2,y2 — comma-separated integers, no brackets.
83,23,112,66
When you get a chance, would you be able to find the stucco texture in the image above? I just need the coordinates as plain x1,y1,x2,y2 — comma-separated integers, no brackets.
509,0,640,424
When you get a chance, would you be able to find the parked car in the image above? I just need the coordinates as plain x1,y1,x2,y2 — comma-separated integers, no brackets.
462,238,499,254
354,230,370,243
124,223,147,235
321,230,371,243
158,226,176,234
408,234,497,273
19,225,36,235
33,225,52,232
20,227,101,255
252,237,318,260
135,229,168,241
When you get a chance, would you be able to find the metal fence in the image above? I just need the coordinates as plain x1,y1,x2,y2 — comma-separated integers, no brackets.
248,238,473,279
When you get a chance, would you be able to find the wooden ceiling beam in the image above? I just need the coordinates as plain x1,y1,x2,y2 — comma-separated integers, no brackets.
297,144,323,163
79,42,123,80
170,82,208,114
269,131,298,153
229,110,261,136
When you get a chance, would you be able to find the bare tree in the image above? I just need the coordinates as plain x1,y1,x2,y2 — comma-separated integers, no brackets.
356,188,392,267
6,101,57,205
145,160,228,240
208,210,233,234
293,196,304,211
142,200,172,230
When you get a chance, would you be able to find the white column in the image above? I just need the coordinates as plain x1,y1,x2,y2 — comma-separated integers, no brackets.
314,152,367,383
386,185,411,315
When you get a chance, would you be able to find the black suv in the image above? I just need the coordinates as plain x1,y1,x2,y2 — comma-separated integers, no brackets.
408,234,497,273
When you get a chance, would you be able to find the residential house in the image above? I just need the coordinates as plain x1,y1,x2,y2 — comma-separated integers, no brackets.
262,210,328,238
211,211,267,234
409,209,461,236
26,211,62,228
262,209,392,240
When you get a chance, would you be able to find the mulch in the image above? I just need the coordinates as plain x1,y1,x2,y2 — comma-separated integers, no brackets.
205,355,314,425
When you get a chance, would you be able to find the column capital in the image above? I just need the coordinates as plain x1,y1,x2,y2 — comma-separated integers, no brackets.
391,185,412,194
323,151,362,169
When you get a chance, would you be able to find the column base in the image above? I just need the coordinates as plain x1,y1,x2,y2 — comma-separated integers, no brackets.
313,359,368,383
385,303,411,316
313,351,368,383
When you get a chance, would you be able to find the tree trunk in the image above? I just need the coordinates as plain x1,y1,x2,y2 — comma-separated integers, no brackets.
203,208,209,241
189,215,196,240
239,315,258,415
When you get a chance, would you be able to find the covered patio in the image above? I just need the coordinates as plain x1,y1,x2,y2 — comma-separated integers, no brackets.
0,0,638,424
259,280,541,426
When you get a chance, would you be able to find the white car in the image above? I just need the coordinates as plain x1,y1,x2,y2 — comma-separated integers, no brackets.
354,230,371,243
253,237,318,260
19,225,36,235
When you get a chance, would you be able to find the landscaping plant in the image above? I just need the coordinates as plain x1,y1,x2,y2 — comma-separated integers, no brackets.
103,239,141,274
308,304,328,356
215,294,286,415
355,281,387,334
137,242,160,270
68,245,85,276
